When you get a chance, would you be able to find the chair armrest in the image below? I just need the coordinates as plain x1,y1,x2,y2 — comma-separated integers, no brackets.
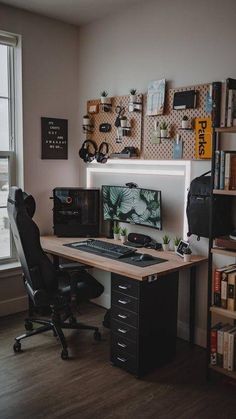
59,262,91,272
25,280,50,307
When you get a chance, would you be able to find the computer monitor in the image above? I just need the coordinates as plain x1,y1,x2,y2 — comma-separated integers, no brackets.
102,185,162,230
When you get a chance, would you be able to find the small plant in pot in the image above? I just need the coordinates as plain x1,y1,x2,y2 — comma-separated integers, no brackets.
174,237,182,253
113,222,121,240
160,121,168,138
162,235,170,251
181,115,190,129
183,246,192,262
100,90,111,105
120,227,128,244
129,88,137,103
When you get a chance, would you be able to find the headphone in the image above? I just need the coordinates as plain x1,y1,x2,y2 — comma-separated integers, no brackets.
96,141,109,164
79,139,97,163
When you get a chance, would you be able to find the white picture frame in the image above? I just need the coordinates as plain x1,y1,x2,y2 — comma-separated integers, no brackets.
176,240,189,257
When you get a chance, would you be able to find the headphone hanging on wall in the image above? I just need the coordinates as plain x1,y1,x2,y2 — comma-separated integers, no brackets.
79,139,98,163
96,141,110,164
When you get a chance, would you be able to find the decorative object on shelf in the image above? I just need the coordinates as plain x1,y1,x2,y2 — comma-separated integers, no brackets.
162,235,170,251
173,90,197,110
95,141,110,164
173,237,182,253
41,117,68,160
160,121,168,138
120,227,128,244
128,89,142,112
129,88,137,103
120,115,128,128
120,116,131,137
100,90,112,112
115,105,125,127
99,123,111,133
113,222,120,240
82,114,94,133
78,139,97,163
151,120,160,144
176,240,189,257
173,134,183,159
88,104,99,114
146,79,166,116
110,146,139,159
183,246,192,262
181,115,190,129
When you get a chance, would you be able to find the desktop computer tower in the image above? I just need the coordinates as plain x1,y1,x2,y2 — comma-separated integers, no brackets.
53,187,100,237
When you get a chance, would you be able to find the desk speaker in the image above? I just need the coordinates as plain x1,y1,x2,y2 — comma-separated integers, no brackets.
127,233,152,245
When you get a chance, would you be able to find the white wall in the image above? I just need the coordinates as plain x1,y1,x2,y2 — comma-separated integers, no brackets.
77,0,236,346
0,4,79,315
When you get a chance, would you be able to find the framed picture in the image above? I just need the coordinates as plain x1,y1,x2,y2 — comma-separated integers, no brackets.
41,117,68,159
176,240,189,257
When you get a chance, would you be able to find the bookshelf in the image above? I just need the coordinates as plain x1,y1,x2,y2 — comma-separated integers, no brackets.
207,127,236,381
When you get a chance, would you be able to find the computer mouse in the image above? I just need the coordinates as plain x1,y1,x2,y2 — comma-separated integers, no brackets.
139,253,154,261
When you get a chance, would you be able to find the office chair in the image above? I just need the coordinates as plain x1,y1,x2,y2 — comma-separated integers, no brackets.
7,187,104,360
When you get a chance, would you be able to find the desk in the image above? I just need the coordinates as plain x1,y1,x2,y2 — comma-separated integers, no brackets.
41,236,207,376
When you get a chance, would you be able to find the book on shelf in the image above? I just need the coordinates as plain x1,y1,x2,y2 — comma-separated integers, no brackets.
220,78,236,127
221,267,236,309
227,89,236,127
227,270,236,311
219,151,225,190
214,150,220,189
228,329,236,371
213,266,225,306
217,324,231,367
214,150,236,190
212,81,222,128
223,326,236,369
211,322,223,365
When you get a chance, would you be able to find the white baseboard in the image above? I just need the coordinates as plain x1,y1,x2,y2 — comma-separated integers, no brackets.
0,295,28,317
177,320,206,348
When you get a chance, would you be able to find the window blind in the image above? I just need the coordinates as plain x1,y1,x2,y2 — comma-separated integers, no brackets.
0,32,18,47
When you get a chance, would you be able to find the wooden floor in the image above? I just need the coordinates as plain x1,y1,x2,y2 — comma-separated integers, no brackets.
0,304,236,419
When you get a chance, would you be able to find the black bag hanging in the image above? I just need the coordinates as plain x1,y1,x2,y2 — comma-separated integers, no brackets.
186,171,232,240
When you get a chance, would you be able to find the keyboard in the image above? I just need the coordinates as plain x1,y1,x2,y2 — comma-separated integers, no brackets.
71,239,137,259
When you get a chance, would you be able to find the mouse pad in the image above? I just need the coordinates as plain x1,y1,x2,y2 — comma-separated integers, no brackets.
64,243,167,268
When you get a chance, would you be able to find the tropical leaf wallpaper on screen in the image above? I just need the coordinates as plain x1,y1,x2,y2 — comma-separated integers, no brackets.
103,186,161,229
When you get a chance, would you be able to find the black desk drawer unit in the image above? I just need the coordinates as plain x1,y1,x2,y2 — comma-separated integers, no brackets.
110,272,179,377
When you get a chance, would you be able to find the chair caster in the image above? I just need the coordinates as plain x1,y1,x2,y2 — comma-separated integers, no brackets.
61,349,69,360
94,330,101,341
13,341,22,353
25,320,33,331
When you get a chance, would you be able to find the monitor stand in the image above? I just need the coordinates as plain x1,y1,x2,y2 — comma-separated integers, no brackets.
105,220,113,239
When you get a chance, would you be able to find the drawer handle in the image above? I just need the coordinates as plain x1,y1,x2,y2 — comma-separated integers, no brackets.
117,342,127,348
118,328,127,334
117,356,127,363
118,314,127,319
118,285,129,290
118,299,129,305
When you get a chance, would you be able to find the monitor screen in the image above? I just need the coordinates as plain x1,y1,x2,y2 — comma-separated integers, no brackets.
102,185,162,230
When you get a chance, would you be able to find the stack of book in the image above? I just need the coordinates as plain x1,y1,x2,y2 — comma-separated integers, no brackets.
214,150,236,190
211,322,236,371
213,265,236,309
211,78,236,128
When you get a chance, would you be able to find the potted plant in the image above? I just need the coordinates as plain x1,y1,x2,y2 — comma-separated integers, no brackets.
129,88,137,103
174,237,182,253
120,227,128,244
100,90,111,105
160,122,168,138
183,246,192,262
162,235,170,251
181,115,189,129
120,115,128,128
113,222,120,240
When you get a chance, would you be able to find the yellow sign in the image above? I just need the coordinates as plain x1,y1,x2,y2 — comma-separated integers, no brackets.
195,117,212,159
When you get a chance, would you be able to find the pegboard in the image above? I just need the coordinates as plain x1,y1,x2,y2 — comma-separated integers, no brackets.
86,94,143,155
142,83,211,160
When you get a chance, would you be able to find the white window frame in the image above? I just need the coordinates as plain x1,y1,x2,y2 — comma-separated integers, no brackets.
0,32,22,265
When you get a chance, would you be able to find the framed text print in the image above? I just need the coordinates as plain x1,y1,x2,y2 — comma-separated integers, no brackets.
41,117,68,159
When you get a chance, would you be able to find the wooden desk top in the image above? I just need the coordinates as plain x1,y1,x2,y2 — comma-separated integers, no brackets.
41,236,207,282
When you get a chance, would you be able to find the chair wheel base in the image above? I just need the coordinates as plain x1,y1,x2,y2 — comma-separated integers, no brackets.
61,349,69,360
25,320,33,331
13,342,22,353
94,330,101,341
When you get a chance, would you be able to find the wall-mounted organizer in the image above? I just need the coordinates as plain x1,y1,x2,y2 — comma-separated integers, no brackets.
87,94,143,156
142,83,211,160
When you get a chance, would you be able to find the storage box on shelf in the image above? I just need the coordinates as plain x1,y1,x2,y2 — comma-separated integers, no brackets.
207,126,236,380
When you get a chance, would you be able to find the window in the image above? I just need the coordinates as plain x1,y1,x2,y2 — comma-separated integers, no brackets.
0,33,18,263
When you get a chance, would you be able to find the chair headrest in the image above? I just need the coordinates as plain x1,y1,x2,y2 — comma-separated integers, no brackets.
8,187,36,218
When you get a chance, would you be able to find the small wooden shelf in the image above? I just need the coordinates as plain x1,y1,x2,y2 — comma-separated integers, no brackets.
210,306,236,320
215,127,236,133
213,189,236,196
211,247,236,257
209,364,236,379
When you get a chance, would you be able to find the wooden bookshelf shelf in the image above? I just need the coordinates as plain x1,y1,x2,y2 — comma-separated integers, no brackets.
211,247,236,257
215,127,236,133
209,364,236,379
213,189,236,196
210,306,236,320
